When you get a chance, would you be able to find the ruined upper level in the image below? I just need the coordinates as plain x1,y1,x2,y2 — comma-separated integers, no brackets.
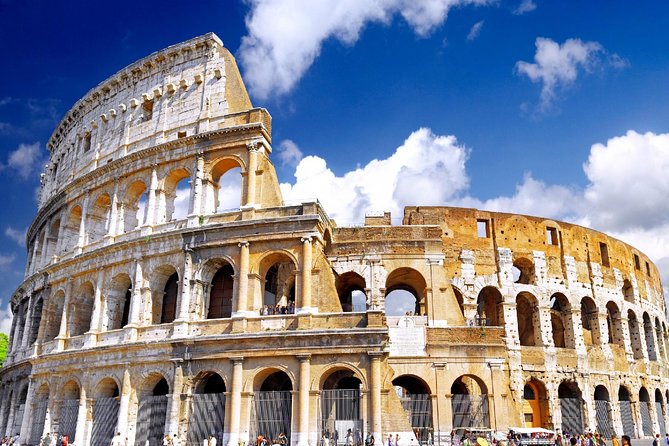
39,33,268,208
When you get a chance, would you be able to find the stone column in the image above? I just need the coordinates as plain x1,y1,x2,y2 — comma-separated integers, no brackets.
369,352,383,440
144,166,158,227
165,364,183,437
105,180,120,242
298,236,313,314
296,354,311,446
243,142,260,207
226,357,244,446
74,386,88,445
76,192,90,254
188,155,205,220
116,369,132,439
233,242,250,317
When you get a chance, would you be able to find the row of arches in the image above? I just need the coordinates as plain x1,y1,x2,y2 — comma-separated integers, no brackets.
28,157,245,274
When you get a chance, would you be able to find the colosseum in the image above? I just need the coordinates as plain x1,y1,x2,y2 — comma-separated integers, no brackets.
2,32,669,446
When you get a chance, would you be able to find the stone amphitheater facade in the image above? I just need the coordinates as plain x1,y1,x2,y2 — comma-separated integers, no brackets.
2,33,669,446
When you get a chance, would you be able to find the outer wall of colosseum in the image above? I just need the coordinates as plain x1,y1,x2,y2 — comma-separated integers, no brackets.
1,33,668,446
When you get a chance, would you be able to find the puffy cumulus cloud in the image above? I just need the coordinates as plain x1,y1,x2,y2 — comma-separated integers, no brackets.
583,131,669,232
4,226,26,247
239,0,490,99
466,20,484,42
0,304,12,335
1,142,45,180
276,139,304,167
513,0,536,15
515,37,625,112
280,128,470,224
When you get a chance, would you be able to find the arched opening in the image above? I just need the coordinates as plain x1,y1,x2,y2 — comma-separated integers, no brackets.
159,271,179,324
580,297,599,346
385,268,427,316
211,160,243,213
643,313,658,361
44,290,65,342
28,297,43,345
618,386,636,437
121,180,148,233
321,369,363,442
622,279,634,303
135,376,169,446
639,387,653,436
68,282,94,337
161,168,191,223
91,378,120,446
628,311,644,360
451,375,490,428
393,375,433,443
254,371,293,442
188,373,226,446
28,384,49,445
63,205,82,253
513,257,535,285
261,255,296,314
208,264,234,319
594,385,613,438
522,379,548,428
655,389,666,436
60,381,80,442
606,302,624,347
516,292,540,346
550,293,572,348
335,272,367,313
105,274,132,331
87,193,112,243
655,317,666,361
476,287,504,327
453,287,465,321
558,381,583,435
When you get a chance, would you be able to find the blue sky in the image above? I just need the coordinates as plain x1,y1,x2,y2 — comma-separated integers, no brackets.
1,0,669,328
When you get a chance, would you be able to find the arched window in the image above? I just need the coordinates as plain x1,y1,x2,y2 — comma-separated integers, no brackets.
208,265,234,319
161,273,179,324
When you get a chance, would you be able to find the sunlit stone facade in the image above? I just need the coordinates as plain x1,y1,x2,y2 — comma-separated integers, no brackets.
2,33,669,446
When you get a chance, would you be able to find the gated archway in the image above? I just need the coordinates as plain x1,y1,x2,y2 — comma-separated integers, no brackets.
451,375,490,428
91,378,120,446
558,381,583,435
393,375,433,444
253,370,293,443
320,369,363,444
594,385,613,438
59,381,80,442
187,373,226,446
655,389,666,437
135,376,169,446
639,387,653,437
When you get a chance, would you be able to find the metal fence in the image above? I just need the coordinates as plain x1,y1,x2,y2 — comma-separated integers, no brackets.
187,394,225,446
135,395,168,446
559,398,583,435
594,400,613,438
640,401,653,437
252,391,292,442
91,397,120,446
451,395,490,429
619,400,636,437
28,400,48,444
400,394,433,444
59,399,79,442
320,389,363,444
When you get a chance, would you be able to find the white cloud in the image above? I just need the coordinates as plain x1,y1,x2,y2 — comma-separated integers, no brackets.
4,227,26,247
276,140,304,167
466,20,484,42
0,304,12,335
513,0,536,15
280,128,469,224
238,0,490,99
515,37,604,111
1,142,45,180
